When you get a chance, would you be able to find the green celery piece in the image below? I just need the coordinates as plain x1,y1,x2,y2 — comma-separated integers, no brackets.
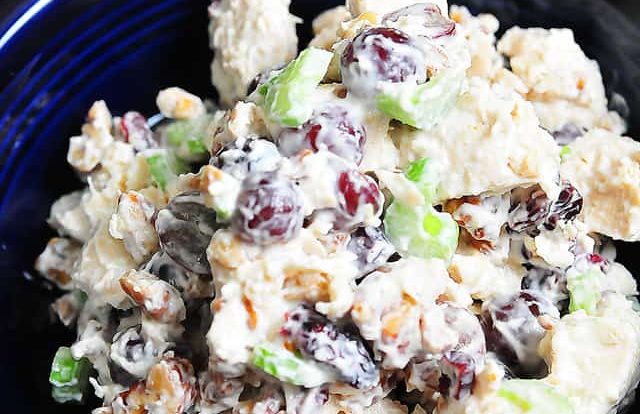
559,146,571,162
166,118,210,158
146,153,172,191
376,68,463,129
145,150,188,191
498,380,574,414
166,120,192,146
262,48,333,127
567,269,602,315
384,201,459,263
405,158,440,203
187,138,208,155
49,347,91,404
252,343,334,388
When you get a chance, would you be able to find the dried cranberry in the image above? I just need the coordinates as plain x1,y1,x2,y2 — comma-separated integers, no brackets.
335,170,382,229
278,105,366,165
382,3,456,39
480,291,559,378
120,111,157,152
282,305,379,389
347,226,395,278
156,193,218,275
521,266,569,312
341,27,423,96
507,187,550,235
232,172,303,245
442,306,486,361
543,181,583,230
440,350,476,400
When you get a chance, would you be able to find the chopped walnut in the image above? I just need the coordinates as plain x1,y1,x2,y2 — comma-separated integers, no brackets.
52,290,86,326
156,87,206,120
112,356,197,414
198,369,245,414
109,191,159,264
120,270,186,323
35,237,82,289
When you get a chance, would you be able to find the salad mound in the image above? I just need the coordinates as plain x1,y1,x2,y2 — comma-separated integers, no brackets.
35,1,640,414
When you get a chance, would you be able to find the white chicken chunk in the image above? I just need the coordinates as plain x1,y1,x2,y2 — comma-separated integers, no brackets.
394,77,560,202
498,27,625,134
309,6,351,50
561,128,640,241
209,0,299,107
539,301,640,414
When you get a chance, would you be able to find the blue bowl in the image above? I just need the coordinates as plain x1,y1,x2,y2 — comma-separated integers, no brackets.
0,0,638,412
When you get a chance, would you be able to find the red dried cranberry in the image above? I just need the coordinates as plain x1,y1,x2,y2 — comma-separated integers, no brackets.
347,226,395,278
121,111,157,152
282,305,379,389
543,181,583,230
382,3,456,39
335,170,382,230
507,187,550,235
232,172,303,245
440,350,476,400
480,290,559,378
341,27,423,96
278,105,366,165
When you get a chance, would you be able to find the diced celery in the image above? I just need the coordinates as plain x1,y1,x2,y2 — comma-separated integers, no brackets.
165,116,211,161
567,269,602,315
376,69,463,129
384,201,458,263
252,343,335,388
559,146,571,162
261,48,333,127
187,139,208,155
405,158,441,203
146,153,172,191
498,380,574,414
49,347,91,404
145,150,188,191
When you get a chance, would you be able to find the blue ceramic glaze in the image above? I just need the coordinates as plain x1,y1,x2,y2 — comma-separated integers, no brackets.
0,0,637,412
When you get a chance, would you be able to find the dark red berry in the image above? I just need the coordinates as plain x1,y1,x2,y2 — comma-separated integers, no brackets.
282,305,379,389
341,27,423,96
543,181,583,230
382,3,456,39
347,226,395,278
440,350,476,400
480,290,559,378
121,111,157,152
335,170,383,229
508,187,550,235
521,266,569,312
278,105,366,165
232,172,303,245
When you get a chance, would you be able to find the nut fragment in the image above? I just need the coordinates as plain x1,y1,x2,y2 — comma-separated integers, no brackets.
35,237,82,289
112,356,197,414
109,191,159,264
120,270,186,323
156,87,206,120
